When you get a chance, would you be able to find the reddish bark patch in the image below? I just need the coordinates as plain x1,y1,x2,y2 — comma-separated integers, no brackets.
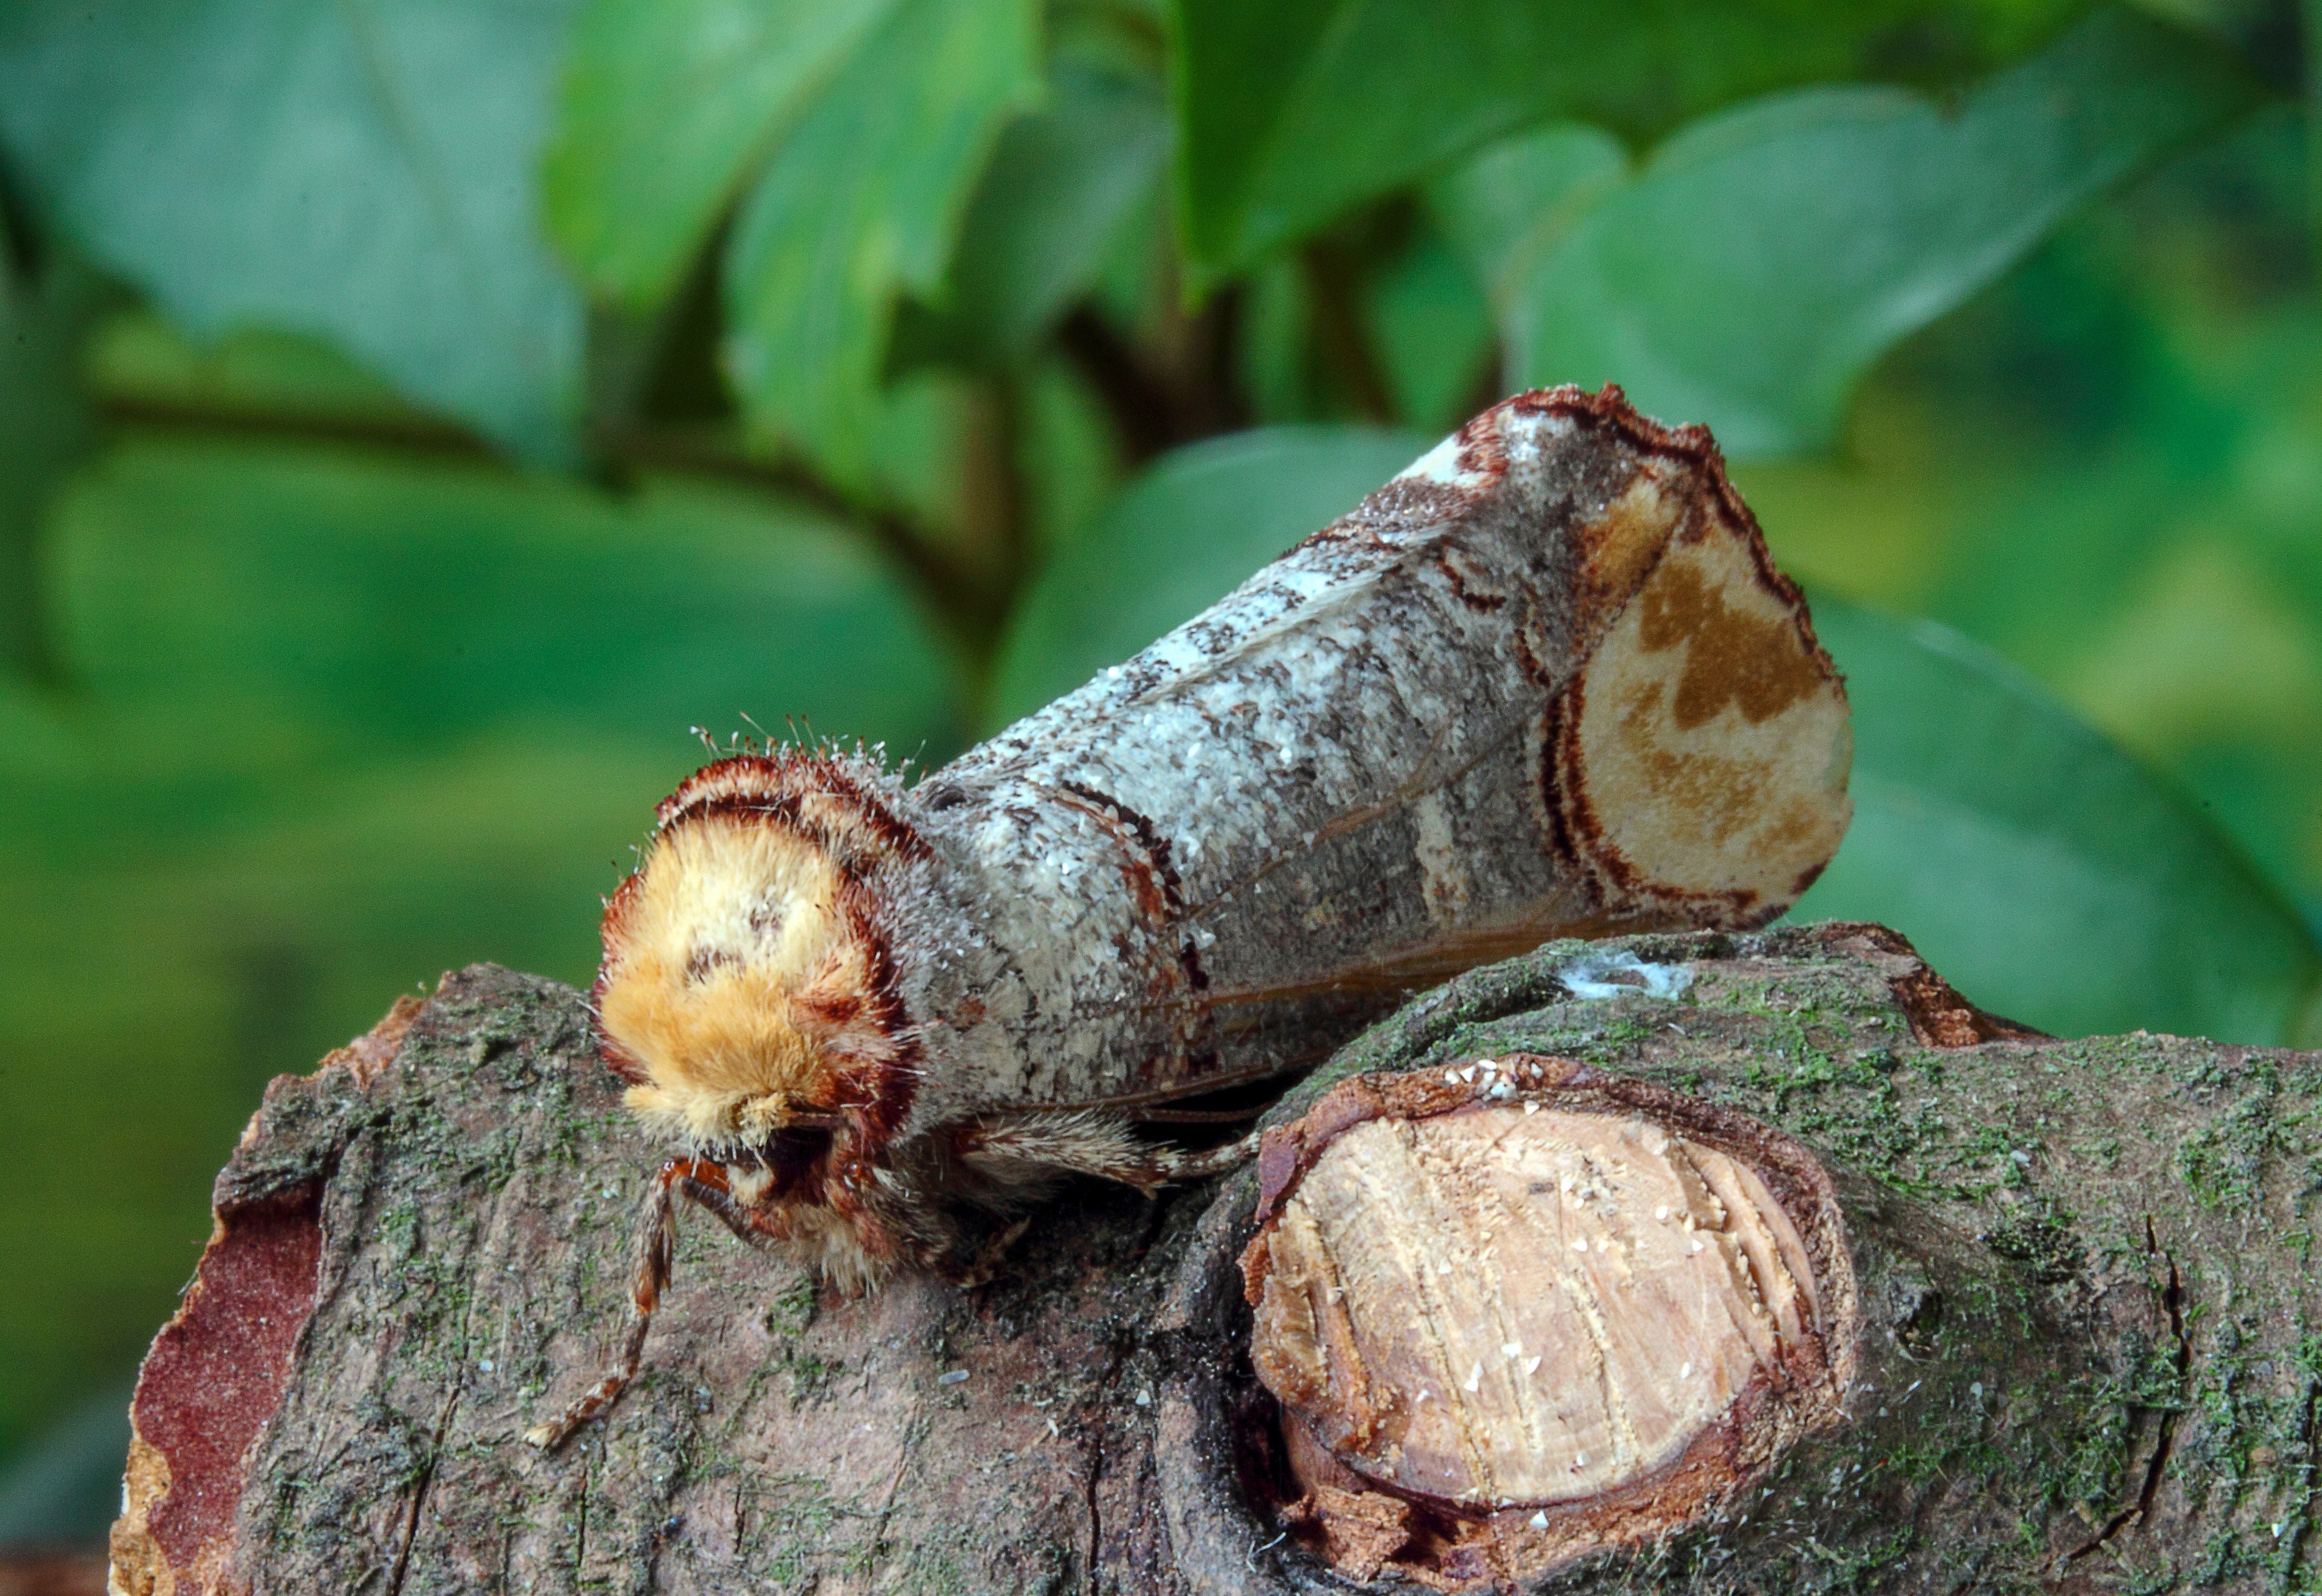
129,1187,324,1581
1806,922,2045,1047
114,996,418,1593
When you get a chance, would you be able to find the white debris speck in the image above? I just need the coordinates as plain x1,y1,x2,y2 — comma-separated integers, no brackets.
1576,1452,1588,1466
2009,1149,2032,1166
1654,1206,1670,1222
1524,1101,1538,1115
1680,1362,1691,1378
1970,1382,1984,1403
1524,1356,1542,1375
479,1359,494,1373
1464,1363,1483,1394
1444,1069,1460,1084
1555,948,1694,1001
1529,1511,1549,1529
938,1369,970,1387
1459,1065,1475,1082
1135,1389,1152,1407
1692,1240,1705,1253
1501,1342,1523,1359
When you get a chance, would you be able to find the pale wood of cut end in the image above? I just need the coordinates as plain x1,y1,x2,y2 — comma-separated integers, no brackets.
1251,1104,1822,1509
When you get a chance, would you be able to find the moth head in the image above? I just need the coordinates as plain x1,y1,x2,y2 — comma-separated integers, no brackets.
592,754,922,1161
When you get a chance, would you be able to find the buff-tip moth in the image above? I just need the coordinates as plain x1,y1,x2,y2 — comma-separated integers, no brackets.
524,384,1852,1447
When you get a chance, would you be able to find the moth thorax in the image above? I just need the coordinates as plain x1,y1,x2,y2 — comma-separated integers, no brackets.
597,809,869,1148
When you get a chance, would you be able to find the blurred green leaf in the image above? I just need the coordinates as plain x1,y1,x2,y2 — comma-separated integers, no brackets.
0,251,108,681
545,0,896,312
932,63,1170,362
1237,256,1317,423
0,0,586,462
1363,227,1495,432
988,425,1424,726
87,309,465,439
47,440,965,757
1016,355,1127,557
723,0,1040,492
1425,123,1629,307
1796,600,2322,1046
0,1382,130,1548
1467,8,2258,456
1169,0,2084,281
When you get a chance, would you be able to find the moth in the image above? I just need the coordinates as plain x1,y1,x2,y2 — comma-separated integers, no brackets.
525,384,1852,1447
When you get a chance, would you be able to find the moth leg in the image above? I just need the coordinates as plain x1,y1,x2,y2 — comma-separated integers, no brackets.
932,1215,1034,1288
1158,1130,1261,1181
525,1157,751,1449
673,1163,787,1252
961,1112,1259,1197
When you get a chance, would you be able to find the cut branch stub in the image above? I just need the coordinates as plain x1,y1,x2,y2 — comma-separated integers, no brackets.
1238,1056,1856,1583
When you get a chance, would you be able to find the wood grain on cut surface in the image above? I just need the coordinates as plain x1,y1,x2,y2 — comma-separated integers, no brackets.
1232,1054,1854,1585
1251,1099,1824,1507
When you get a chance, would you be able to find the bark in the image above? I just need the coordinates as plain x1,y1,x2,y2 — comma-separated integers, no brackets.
111,923,2322,1595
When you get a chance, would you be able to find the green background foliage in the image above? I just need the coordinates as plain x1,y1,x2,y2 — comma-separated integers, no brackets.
1,0,2319,1545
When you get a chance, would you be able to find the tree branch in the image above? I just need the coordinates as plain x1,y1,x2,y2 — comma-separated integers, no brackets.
105,924,2322,1593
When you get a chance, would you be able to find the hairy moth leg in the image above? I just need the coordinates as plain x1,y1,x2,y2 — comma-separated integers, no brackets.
526,1157,773,1449
918,1113,1257,1284
959,1111,1260,1197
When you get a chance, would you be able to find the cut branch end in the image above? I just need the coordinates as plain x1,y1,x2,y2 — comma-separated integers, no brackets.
1240,1056,1855,1584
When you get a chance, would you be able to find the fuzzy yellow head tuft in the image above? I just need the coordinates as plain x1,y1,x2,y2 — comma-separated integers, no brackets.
597,813,866,1150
